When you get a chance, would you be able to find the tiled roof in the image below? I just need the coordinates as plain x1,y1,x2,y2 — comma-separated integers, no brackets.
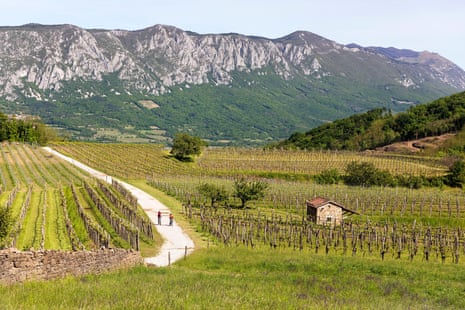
306,197,358,214
307,197,330,208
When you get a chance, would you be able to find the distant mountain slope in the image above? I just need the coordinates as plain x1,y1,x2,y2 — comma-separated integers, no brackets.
272,91,465,151
0,24,464,145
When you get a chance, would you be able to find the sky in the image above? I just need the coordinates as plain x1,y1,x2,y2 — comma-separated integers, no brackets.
1,0,464,70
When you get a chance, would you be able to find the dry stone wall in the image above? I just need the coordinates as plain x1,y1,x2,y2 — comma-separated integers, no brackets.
0,248,143,285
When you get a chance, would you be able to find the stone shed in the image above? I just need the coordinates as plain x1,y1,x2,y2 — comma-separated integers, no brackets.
306,197,358,226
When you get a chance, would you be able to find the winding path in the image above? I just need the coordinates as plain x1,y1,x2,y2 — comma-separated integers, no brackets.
43,147,195,267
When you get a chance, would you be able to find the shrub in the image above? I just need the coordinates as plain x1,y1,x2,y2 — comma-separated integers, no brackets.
314,168,341,184
446,159,465,188
344,161,395,187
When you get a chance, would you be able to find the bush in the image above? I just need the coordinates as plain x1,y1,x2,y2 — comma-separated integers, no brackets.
314,168,341,184
446,159,465,188
344,161,395,187
395,175,424,189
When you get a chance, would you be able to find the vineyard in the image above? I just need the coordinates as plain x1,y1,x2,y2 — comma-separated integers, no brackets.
198,147,447,177
51,142,448,179
185,206,465,264
0,143,155,252
49,142,465,263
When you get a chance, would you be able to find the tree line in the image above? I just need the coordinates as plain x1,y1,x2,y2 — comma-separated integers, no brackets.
315,160,465,189
0,112,51,145
197,178,268,209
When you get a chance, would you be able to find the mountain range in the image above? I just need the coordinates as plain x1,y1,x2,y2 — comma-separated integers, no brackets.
0,23,464,145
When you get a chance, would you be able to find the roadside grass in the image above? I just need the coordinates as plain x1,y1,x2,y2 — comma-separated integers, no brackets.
1,246,464,309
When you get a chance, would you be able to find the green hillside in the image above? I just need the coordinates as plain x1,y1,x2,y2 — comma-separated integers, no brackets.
2,70,458,146
273,91,465,151
1,24,464,146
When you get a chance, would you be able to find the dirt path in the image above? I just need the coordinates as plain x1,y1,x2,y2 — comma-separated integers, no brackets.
43,147,195,267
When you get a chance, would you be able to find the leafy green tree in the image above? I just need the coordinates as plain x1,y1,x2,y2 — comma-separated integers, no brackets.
170,133,206,160
446,159,465,188
233,178,268,208
197,183,229,207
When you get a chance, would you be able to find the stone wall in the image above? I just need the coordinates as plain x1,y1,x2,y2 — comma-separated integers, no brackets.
0,248,143,285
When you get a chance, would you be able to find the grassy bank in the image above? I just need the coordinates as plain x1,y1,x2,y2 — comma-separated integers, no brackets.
2,246,464,309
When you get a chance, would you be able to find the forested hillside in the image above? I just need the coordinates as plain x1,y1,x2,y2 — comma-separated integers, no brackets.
272,91,465,151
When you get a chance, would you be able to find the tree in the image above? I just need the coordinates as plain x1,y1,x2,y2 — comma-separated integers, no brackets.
446,159,465,188
170,133,206,161
233,178,268,208
197,183,229,207
344,161,394,187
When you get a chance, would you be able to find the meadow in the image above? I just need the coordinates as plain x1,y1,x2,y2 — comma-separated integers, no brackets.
2,246,465,309
2,142,465,308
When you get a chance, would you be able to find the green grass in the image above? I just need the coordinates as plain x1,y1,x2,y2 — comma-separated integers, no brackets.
1,246,464,309
45,189,71,250
62,186,92,248
16,190,41,250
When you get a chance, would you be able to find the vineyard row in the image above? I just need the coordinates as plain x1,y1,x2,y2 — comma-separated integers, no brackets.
187,206,465,264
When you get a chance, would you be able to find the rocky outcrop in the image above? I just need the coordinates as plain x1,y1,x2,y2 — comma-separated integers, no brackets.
0,23,464,101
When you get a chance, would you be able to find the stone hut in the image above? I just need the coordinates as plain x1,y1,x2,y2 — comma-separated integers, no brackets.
306,197,358,226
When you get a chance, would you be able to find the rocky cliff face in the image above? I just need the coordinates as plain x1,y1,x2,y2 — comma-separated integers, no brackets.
1,23,464,102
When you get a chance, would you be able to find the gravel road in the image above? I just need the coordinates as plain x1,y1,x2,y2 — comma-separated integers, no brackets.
43,147,195,266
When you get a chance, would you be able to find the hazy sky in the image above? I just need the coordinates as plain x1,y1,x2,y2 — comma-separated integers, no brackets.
2,0,464,69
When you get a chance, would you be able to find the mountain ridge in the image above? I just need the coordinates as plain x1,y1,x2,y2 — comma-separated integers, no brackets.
0,23,464,145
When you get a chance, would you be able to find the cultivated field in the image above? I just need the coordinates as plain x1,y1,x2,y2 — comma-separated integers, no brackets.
51,142,465,263
0,143,156,253
3,142,465,309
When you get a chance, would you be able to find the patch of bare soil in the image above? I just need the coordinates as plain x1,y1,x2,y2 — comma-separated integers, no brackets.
375,133,455,154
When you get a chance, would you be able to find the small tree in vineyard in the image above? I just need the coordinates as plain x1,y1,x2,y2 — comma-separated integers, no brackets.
233,178,268,208
170,133,206,161
197,183,229,207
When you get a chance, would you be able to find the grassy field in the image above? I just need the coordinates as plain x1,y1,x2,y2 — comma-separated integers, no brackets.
2,246,465,309
2,142,465,308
